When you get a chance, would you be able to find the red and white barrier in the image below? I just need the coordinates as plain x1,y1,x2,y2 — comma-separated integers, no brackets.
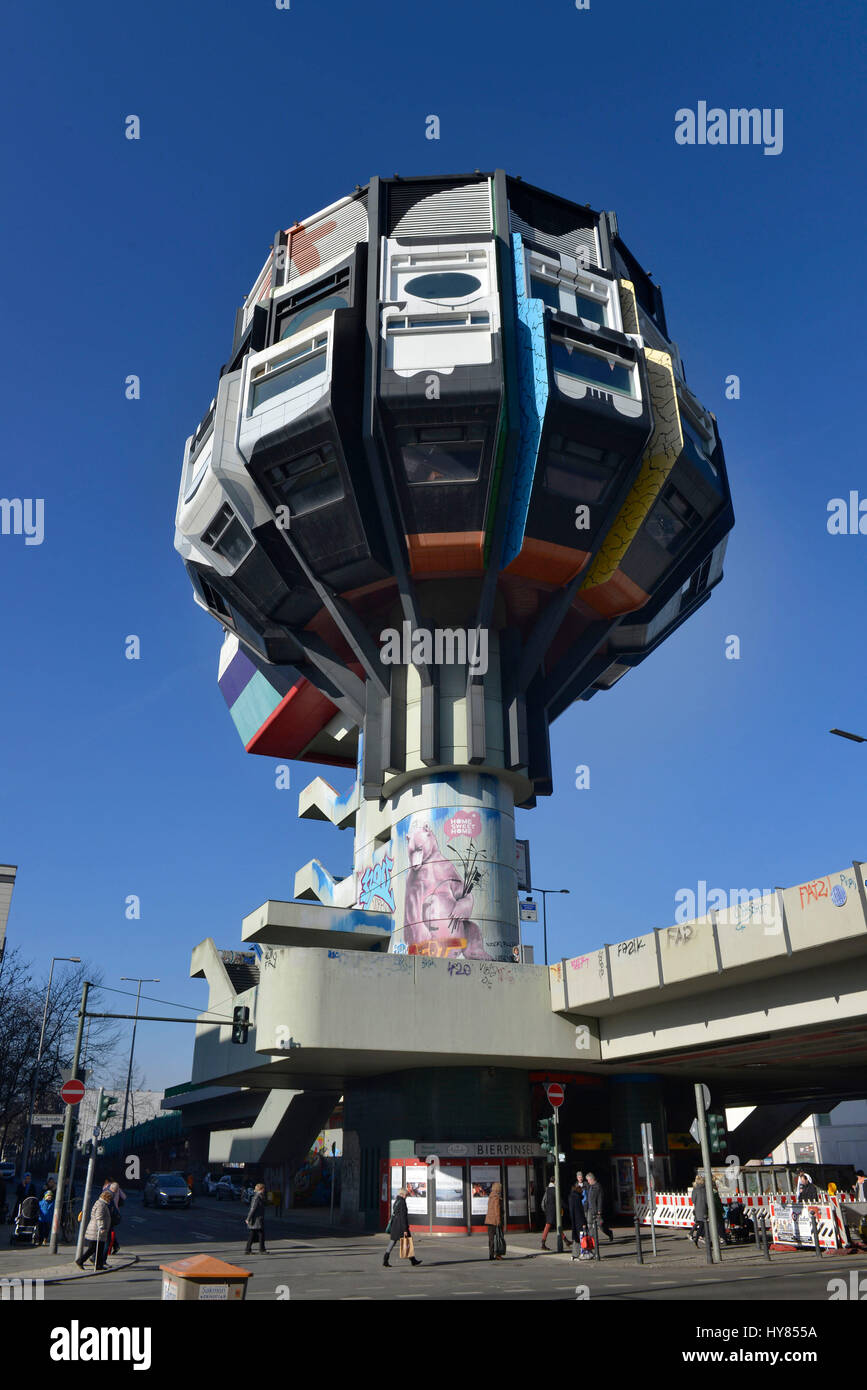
635,1190,849,1246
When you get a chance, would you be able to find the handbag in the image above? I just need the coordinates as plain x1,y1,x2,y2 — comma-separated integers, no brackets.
580,1230,595,1252
399,1233,414,1259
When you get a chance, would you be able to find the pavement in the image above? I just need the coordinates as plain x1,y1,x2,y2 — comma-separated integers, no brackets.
1,1200,864,1301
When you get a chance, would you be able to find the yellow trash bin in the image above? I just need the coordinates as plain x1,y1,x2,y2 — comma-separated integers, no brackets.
159,1254,252,1301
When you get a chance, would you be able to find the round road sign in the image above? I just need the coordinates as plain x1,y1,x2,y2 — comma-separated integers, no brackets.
60,1079,85,1105
546,1082,564,1108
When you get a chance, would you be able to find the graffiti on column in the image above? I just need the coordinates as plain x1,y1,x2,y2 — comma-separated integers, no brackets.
358,850,395,912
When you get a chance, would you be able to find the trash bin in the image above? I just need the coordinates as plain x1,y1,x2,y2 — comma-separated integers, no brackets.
159,1254,252,1301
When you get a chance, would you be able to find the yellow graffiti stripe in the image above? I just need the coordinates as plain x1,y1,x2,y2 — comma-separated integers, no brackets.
618,278,640,336
581,333,683,592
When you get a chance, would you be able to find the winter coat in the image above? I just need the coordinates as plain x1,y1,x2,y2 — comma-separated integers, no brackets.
246,1191,266,1230
485,1189,503,1227
585,1182,606,1221
390,1195,410,1239
84,1197,112,1241
542,1185,557,1224
799,1182,819,1203
568,1190,587,1233
38,1197,54,1222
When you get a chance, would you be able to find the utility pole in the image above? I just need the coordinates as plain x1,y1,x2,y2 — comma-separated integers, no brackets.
75,1087,102,1264
120,977,159,1135
553,1105,564,1253
49,980,90,1255
694,1081,722,1265
20,955,81,1179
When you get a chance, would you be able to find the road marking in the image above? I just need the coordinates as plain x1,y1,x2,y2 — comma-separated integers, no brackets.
395,1293,428,1298
451,1290,485,1295
191,1232,212,1239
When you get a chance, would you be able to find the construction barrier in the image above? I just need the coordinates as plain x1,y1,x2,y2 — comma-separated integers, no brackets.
635,1190,851,1247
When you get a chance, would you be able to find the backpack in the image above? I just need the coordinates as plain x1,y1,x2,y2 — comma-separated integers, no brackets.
580,1230,595,1252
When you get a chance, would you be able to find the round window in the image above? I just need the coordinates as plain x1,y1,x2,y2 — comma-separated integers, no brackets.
404,272,482,300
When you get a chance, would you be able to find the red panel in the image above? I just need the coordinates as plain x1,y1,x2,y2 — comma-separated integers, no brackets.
245,679,347,762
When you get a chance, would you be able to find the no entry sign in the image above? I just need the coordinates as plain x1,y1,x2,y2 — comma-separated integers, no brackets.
546,1082,564,1108
60,1079,85,1105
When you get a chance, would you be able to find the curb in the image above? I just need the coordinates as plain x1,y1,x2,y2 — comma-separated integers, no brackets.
0,1255,139,1285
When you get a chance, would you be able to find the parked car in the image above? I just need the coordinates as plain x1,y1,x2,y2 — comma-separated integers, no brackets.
143,1173,192,1209
215,1176,243,1201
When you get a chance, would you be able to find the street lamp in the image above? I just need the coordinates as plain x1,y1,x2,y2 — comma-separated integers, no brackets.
830,728,866,743
20,956,81,1179
120,978,159,1135
526,888,570,966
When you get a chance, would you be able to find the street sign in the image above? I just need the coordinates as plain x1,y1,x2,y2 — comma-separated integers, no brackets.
60,1068,91,1086
32,1113,64,1126
640,1121,655,1166
689,1118,700,1143
700,1084,711,1110
546,1082,564,1108
515,839,532,892
520,898,538,922
60,1079,86,1105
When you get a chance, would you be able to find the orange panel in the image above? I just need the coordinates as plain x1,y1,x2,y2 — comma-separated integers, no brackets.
504,538,590,586
581,570,650,618
407,531,486,576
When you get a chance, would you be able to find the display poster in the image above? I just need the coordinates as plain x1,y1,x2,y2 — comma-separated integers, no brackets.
435,1164,464,1221
471,1164,501,1217
405,1163,428,1217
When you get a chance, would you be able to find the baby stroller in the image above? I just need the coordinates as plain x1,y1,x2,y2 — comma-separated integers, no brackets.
10,1196,40,1245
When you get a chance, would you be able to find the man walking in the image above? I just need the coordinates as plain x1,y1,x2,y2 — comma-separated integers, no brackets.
244,1182,269,1254
585,1172,614,1243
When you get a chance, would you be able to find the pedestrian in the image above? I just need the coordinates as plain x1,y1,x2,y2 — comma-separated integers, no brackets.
540,1179,558,1250
568,1180,589,1259
244,1182,269,1254
485,1182,505,1260
691,1172,708,1245
76,1191,112,1270
16,1172,36,1203
383,1187,421,1267
101,1181,125,1254
851,1170,866,1201
584,1172,614,1243
37,1189,55,1245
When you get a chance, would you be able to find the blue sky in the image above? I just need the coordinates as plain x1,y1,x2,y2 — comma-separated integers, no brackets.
1,0,865,1088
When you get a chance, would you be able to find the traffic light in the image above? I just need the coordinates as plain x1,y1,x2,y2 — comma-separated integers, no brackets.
707,1111,727,1151
537,1118,555,1156
97,1094,118,1125
231,1005,250,1045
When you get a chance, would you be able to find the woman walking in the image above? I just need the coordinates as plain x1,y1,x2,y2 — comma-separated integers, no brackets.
75,1190,112,1270
383,1188,421,1267
485,1182,505,1260
244,1182,269,1254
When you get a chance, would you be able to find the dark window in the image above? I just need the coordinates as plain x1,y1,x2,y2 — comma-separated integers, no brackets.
551,339,633,395
396,423,485,483
278,295,348,339
201,503,253,565
199,578,231,620
647,484,700,553
543,435,619,504
274,267,351,340
405,272,482,299
575,292,606,326
530,275,560,309
264,442,344,515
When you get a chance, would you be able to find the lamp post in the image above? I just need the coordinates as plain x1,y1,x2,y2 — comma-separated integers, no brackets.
20,955,81,1180
532,888,570,967
120,978,159,1136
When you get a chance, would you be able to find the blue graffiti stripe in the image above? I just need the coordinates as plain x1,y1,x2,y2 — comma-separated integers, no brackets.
502,233,548,567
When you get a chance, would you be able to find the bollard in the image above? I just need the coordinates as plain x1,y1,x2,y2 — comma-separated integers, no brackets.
808,1207,822,1257
759,1212,771,1261
634,1213,644,1265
